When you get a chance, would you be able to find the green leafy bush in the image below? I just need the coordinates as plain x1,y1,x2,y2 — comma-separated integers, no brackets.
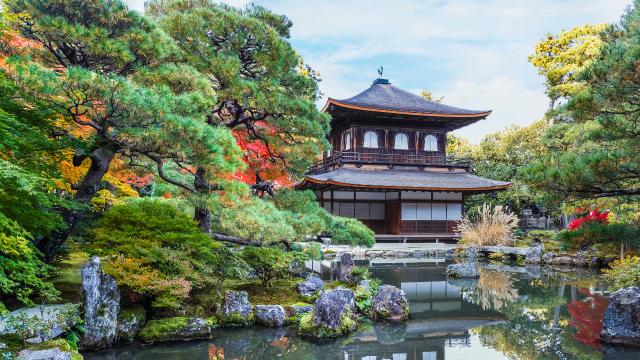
89,198,247,309
0,213,59,310
241,246,295,287
603,256,640,290
557,222,640,251
328,217,375,247
527,230,556,240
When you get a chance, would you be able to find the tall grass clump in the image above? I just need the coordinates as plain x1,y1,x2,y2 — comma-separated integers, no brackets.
456,203,519,246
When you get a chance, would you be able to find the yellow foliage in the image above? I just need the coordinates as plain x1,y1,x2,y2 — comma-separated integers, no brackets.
529,23,608,101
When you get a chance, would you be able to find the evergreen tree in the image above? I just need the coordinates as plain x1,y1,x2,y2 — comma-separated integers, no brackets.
524,1,640,202
146,0,331,230
1,0,243,258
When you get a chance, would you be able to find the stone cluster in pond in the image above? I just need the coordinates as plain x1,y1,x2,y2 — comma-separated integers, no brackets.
299,287,357,338
453,245,612,268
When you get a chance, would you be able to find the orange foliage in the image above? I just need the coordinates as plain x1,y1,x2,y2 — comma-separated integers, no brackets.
232,128,293,187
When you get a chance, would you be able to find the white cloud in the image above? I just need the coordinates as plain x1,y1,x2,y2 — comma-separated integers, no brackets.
123,0,630,143
443,77,549,143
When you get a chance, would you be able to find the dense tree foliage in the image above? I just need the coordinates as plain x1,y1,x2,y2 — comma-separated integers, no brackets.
524,2,640,203
1,0,243,258
528,24,609,111
146,0,330,230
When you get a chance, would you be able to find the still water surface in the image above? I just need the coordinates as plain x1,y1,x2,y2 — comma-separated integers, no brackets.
85,258,640,360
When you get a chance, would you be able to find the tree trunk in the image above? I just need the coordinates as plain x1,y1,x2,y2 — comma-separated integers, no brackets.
193,166,212,233
37,145,117,261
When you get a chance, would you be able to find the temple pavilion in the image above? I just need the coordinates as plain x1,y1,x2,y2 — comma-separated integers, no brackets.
296,78,511,242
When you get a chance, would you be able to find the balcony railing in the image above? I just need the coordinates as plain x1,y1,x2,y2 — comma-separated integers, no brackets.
308,149,472,174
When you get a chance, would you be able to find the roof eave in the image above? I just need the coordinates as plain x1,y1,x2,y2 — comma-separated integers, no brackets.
297,177,512,192
323,98,492,119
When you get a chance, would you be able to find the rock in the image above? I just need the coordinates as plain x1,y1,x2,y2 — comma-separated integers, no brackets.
542,252,556,263
574,251,591,267
340,252,355,267
464,247,479,259
0,304,80,340
357,279,371,292
17,348,71,360
548,255,574,265
446,262,478,278
298,287,357,338
525,246,542,263
81,256,120,350
254,305,286,327
138,317,212,343
17,339,80,360
371,285,409,322
339,252,356,282
291,305,314,315
221,290,253,326
297,274,324,296
600,286,640,346
117,306,146,343
319,237,332,244
530,237,544,249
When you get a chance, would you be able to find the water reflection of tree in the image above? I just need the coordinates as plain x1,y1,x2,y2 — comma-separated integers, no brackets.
464,269,519,311
473,274,604,360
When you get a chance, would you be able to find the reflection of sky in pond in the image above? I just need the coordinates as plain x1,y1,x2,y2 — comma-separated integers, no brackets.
85,258,640,360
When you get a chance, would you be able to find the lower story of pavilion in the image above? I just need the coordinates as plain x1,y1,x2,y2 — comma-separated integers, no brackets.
297,166,511,242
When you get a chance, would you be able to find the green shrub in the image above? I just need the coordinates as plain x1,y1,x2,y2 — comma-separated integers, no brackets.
241,246,295,287
329,217,375,247
302,243,323,260
603,256,640,290
89,198,247,309
557,222,640,251
527,230,556,240
0,213,59,309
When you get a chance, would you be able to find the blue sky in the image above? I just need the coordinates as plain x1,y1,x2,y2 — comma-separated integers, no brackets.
125,0,629,143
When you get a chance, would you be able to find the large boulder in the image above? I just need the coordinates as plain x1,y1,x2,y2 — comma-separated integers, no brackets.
17,339,80,360
0,304,80,341
221,290,253,326
17,348,71,360
297,274,324,296
338,252,356,282
298,287,357,338
446,262,478,278
138,317,212,343
600,286,640,346
371,285,409,322
254,305,286,327
81,256,120,350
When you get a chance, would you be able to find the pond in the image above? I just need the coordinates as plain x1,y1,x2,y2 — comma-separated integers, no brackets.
84,258,640,360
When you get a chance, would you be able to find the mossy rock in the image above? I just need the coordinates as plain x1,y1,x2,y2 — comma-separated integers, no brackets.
26,338,83,360
298,310,357,338
218,311,254,327
137,317,212,343
117,306,146,343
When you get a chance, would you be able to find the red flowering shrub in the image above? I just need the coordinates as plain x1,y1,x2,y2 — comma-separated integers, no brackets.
567,210,609,230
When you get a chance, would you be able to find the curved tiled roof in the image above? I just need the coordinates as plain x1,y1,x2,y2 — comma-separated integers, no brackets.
323,79,491,118
299,167,511,192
